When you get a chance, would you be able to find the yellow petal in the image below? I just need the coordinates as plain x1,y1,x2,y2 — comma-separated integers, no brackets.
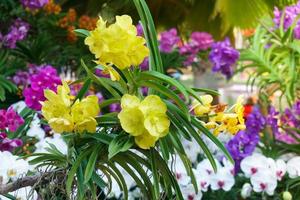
200,95,213,105
74,117,97,133
71,95,100,123
134,131,158,150
204,121,217,130
120,94,140,109
118,107,145,136
194,105,210,116
139,95,167,116
144,114,170,137
48,117,73,133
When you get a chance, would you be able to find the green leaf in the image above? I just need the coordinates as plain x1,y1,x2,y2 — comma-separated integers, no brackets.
82,133,115,145
84,144,103,183
132,0,163,73
191,87,220,96
99,98,120,109
108,133,134,159
81,59,121,98
145,149,184,200
74,29,90,37
159,138,170,161
66,148,92,196
72,78,92,102
91,171,107,188
108,161,129,200
150,148,160,199
139,71,189,102
114,156,152,197
96,115,120,126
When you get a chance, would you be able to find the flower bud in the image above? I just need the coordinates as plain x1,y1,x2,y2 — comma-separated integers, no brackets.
283,191,292,200
241,183,252,199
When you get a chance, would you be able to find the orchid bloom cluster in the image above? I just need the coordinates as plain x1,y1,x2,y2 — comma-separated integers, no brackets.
43,0,61,15
259,102,300,144
273,1,300,39
106,152,300,199
179,32,214,66
166,157,234,199
20,0,48,10
240,153,290,197
118,94,170,149
226,107,266,170
85,15,149,81
41,82,100,134
159,28,181,53
208,38,240,79
23,64,61,111
136,25,240,78
1,19,29,49
0,108,24,152
192,95,246,136
58,8,98,42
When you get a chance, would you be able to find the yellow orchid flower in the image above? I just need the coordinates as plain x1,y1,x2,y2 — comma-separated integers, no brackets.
118,94,170,149
41,82,100,134
85,15,149,72
192,95,213,116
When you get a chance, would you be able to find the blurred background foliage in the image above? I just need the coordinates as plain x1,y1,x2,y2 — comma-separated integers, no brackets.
59,0,299,39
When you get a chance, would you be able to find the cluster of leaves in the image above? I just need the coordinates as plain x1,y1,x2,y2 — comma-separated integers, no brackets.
29,0,233,199
237,16,300,108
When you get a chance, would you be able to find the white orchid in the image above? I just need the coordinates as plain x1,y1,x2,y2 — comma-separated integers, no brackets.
286,156,300,178
250,171,277,196
241,183,252,198
240,153,270,177
180,183,202,200
0,151,30,184
196,159,221,176
209,167,235,191
222,157,235,175
274,159,286,181
193,169,210,192
11,100,27,113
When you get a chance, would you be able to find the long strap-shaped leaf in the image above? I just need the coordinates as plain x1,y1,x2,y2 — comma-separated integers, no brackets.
132,0,163,73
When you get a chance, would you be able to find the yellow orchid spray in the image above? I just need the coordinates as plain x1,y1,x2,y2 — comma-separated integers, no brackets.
41,82,100,134
84,15,149,81
193,95,245,136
